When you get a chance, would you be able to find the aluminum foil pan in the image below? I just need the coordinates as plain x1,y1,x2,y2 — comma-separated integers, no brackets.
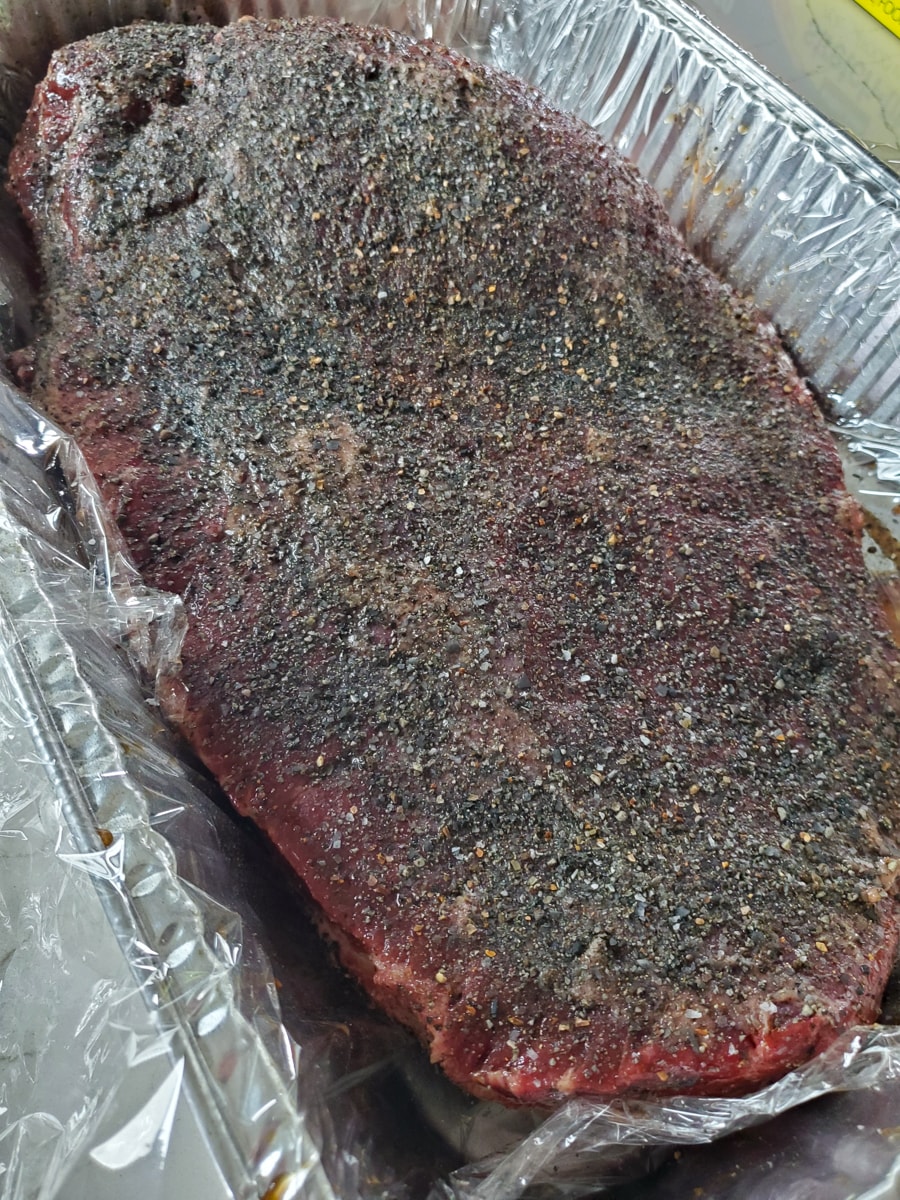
0,2,898,1199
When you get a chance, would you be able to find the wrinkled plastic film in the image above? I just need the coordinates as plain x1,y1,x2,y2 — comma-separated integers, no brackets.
0,381,330,1200
844,421,900,488
433,1027,900,1199
0,1,897,1198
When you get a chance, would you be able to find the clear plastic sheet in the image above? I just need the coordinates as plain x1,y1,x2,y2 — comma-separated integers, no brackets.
436,1028,900,1199
0,1,898,1198
0,379,329,1199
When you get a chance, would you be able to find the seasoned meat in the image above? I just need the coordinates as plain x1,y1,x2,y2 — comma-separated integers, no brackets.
9,16,900,1105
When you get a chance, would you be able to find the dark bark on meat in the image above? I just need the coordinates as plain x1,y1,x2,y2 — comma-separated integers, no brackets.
8,16,900,1105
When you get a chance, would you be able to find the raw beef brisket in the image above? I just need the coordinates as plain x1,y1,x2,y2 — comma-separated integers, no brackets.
9,17,900,1105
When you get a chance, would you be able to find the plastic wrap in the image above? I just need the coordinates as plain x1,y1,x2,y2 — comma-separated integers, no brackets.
0,378,330,1199
0,1,898,1198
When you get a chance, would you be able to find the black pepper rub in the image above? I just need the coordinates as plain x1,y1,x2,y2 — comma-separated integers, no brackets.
9,16,900,1105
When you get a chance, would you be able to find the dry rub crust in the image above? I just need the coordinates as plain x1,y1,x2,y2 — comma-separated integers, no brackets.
9,17,900,1105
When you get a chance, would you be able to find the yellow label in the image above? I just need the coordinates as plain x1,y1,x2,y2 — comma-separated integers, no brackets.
851,0,900,38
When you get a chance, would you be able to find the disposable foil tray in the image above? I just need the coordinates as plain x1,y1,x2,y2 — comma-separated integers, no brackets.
0,2,898,1199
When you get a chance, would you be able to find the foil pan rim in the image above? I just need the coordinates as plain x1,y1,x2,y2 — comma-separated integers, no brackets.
638,0,900,200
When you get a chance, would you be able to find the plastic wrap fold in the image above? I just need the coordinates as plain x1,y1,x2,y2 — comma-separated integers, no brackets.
0,379,330,1199
0,1,898,1198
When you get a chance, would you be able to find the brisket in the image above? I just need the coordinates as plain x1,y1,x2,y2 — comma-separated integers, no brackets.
8,17,900,1105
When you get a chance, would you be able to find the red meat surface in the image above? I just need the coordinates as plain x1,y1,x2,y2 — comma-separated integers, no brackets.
9,16,900,1105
